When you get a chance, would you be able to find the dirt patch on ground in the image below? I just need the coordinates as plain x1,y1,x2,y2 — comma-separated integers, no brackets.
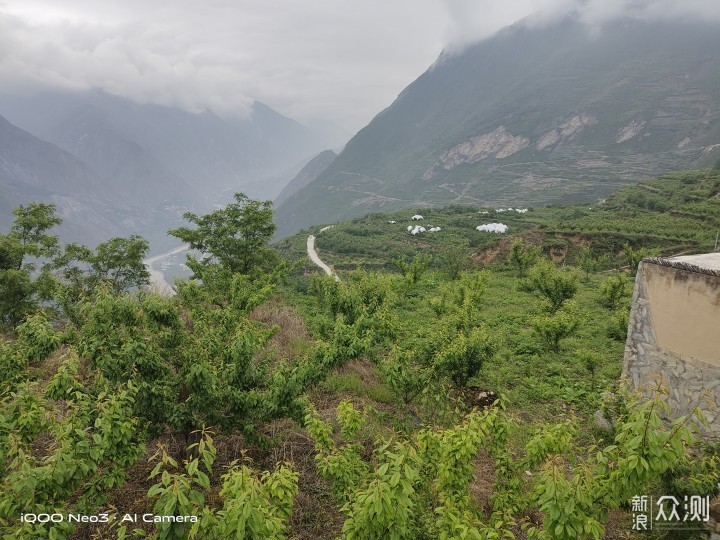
549,244,568,263
250,295,313,362
472,231,546,265
335,358,382,388
468,449,497,515
472,232,596,266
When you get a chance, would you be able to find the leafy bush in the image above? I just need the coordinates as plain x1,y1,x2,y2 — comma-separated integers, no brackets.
435,326,496,388
509,239,540,277
599,272,632,310
608,305,630,342
523,260,578,312
531,302,580,353
394,253,432,284
16,312,59,363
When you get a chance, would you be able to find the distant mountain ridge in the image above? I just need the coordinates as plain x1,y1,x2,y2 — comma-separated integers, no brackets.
0,90,344,200
0,114,132,244
43,104,199,208
275,18,720,237
0,90,347,248
274,149,337,207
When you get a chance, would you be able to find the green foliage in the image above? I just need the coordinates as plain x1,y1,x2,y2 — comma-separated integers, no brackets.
75,287,315,441
523,260,578,312
7,203,62,262
0,204,61,326
508,239,540,278
575,348,602,381
524,422,576,470
598,272,631,310
0,340,29,394
0,201,152,327
623,242,659,276
208,460,299,540
439,246,468,280
147,431,215,539
145,429,300,540
607,306,630,342
575,246,607,282
304,402,370,504
15,312,59,363
528,388,699,540
45,350,83,401
0,268,36,328
531,302,580,353
306,401,505,539
169,192,277,279
313,271,392,326
394,253,432,285
435,326,495,388
53,236,150,302
0,382,144,539
381,349,432,406
340,441,420,540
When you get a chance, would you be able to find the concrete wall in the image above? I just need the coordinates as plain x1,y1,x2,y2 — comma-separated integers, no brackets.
623,258,720,435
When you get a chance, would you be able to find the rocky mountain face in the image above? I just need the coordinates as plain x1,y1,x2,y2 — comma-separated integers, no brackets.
275,18,720,237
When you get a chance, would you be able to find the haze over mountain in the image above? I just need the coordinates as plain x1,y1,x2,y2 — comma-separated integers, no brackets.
0,114,141,245
274,150,337,207
0,90,347,249
275,18,720,238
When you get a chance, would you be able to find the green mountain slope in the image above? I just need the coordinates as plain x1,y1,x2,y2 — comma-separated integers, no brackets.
276,18,720,237
274,149,337,207
276,169,720,269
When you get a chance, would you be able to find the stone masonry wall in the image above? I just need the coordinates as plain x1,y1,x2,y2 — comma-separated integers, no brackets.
623,260,720,436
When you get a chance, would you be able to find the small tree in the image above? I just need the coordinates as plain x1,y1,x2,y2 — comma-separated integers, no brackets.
169,193,277,279
509,239,540,278
55,236,150,294
91,236,150,294
599,272,631,310
52,236,150,323
0,203,61,326
531,302,580,353
608,306,630,342
394,253,432,284
435,326,496,388
7,203,62,263
576,348,602,383
523,260,578,312
440,247,467,280
381,349,434,406
576,246,607,282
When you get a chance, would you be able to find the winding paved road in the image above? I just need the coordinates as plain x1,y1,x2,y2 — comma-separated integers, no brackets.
307,226,339,281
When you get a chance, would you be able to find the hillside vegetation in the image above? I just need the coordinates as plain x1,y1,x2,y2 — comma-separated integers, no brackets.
1,170,719,539
278,169,720,271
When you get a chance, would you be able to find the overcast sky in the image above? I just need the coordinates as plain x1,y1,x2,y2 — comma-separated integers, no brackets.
1,0,719,133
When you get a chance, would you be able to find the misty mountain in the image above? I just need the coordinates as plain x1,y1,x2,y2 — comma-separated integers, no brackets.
0,90,346,202
274,149,337,207
42,104,199,208
0,90,348,249
0,114,133,244
275,18,720,237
